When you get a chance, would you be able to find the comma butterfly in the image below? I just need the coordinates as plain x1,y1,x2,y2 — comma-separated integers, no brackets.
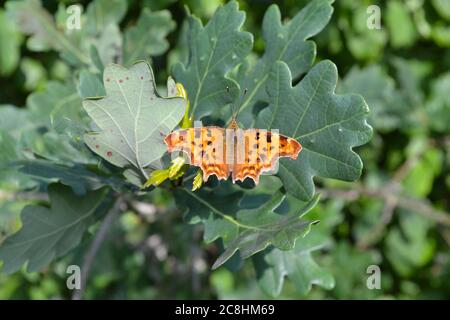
164,88,302,184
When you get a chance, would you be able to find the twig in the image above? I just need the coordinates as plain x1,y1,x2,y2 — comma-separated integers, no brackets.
395,196,450,226
355,155,416,249
439,227,450,247
357,195,397,250
72,197,125,300
391,155,419,182
319,187,450,227
320,145,450,250
0,190,49,201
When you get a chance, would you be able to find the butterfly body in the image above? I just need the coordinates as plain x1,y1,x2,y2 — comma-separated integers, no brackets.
165,126,301,184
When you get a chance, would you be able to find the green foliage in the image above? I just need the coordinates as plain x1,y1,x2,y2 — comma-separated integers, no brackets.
212,194,319,270
0,9,22,76
14,159,123,195
0,185,107,274
254,235,335,297
386,1,417,48
123,9,175,65
257,60,371,200
427,72,450,133
175,177,321,269
252,195,339,297
172,1,253,120
236,0,334,127
79,2,367,296
83,61,187,180
338,65,404,132
6,0,90,65
386,213,436,277
0,0,449,301
340,3,387,61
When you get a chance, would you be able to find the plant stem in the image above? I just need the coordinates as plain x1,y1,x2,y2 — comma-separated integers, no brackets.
71,196,124,300
319,187,450,227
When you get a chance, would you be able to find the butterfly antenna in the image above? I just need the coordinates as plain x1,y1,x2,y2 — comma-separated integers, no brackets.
234,88,247,119
226,86,236,119
226,87,248,128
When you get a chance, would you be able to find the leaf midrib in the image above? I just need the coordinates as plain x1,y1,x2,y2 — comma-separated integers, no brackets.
236,2,324,117
184,189,263,231
184,189,304,233
291,64,330,138
89,99,137,167
295,109,367,140
191,23,221,116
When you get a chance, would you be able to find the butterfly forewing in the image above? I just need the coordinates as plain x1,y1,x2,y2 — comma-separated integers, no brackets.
165,127,230,181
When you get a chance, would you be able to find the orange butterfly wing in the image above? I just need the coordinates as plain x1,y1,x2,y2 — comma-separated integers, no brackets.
232,129,302,184
164,127,230,181
165,128,301,185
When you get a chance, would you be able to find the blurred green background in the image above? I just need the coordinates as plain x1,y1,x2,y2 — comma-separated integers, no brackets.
0,0,449,299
